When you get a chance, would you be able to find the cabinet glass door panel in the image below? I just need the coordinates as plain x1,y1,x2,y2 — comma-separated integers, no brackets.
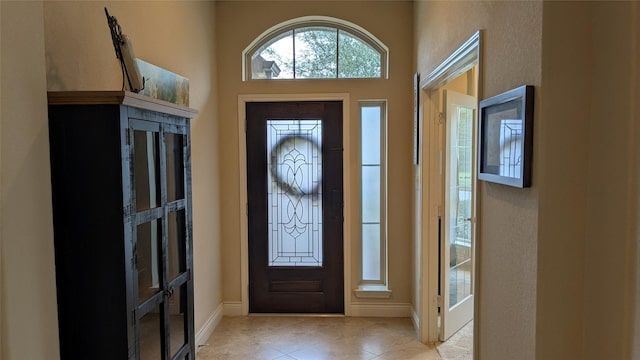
167,209,187,282
139,304,163,360
165,132,185,202
168,284,188,358
134,130,161,211
137,220,162,304
129,117,193,359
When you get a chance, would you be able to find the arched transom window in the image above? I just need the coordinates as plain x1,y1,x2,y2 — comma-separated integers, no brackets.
243,16,389,80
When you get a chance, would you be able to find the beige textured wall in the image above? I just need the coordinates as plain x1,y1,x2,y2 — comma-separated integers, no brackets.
537,2,639,359
536,3,590,358
415,1,542,358
216,1,414,305
43,0,221,339
584,2,637,358
635,3,640,357
1,1,60,359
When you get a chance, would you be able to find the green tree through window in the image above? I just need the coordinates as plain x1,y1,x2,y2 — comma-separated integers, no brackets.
295,28,338,79
253,26,382,79
338,31,381,78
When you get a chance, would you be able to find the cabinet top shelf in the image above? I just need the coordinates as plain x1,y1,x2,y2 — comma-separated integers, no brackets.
47,91,198,119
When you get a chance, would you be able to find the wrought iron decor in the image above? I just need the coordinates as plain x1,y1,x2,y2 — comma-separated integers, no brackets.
104,8,144,92
478,85,534,188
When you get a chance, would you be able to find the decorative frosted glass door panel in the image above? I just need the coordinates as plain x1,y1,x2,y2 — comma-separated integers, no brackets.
267,120,323,267
247,101,344,314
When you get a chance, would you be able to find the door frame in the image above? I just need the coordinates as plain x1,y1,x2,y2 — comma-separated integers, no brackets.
237,93,352,316
418,30,482,349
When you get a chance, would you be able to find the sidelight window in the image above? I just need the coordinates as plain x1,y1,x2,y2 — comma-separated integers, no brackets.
358,101,389,294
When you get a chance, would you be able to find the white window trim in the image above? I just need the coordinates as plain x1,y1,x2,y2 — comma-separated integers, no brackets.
354,285,392,299
356,100,390,299
242,16,389,81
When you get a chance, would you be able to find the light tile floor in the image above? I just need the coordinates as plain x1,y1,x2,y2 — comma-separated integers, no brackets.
197,316,472,360
436,320,473,360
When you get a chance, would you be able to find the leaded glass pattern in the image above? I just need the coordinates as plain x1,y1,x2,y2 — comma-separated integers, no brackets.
267,120,322,267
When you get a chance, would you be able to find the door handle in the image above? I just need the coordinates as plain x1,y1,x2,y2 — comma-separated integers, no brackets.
165,287,175,298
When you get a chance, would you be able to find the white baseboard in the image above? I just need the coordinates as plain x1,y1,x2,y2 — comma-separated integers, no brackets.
350,302,412,317
195,302,223,350
223,301,243,316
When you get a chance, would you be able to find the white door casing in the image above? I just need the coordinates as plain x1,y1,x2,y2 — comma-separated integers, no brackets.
419,30,481,347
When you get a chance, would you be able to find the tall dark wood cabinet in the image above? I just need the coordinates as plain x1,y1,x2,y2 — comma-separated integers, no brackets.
48,91,198,360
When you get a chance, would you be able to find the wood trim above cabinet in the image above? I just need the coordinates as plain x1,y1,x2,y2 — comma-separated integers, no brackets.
47,91,199,119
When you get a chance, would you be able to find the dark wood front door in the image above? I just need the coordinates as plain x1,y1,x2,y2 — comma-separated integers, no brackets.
246,101,344,313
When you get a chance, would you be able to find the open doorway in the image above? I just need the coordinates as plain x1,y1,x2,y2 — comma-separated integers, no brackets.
418,31,481,358
438,74,477,342
434,73,478,360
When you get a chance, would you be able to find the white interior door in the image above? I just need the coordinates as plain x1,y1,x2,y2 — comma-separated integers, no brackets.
440,90,477,341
